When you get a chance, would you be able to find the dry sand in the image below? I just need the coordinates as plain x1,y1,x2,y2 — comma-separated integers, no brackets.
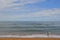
0,38,60,40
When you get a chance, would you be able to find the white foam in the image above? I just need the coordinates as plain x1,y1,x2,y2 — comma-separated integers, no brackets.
49,35,60,38
0,34,47,38
0,34,60,38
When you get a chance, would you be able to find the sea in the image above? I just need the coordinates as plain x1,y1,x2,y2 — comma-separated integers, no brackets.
0,21,60,38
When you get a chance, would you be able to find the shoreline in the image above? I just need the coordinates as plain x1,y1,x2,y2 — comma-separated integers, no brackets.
0,34,60,38
0,38,60,40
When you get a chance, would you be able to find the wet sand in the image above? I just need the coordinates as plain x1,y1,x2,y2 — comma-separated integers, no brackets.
0,38,60,40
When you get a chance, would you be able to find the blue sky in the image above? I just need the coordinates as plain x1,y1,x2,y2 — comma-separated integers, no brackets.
0,0,60,21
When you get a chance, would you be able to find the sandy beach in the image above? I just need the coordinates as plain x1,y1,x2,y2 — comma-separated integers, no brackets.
0,38,60,40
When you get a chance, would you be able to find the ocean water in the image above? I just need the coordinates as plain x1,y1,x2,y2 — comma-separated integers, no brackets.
0,21,60,37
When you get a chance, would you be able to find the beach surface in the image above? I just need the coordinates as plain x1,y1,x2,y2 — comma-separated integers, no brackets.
0,38,60,40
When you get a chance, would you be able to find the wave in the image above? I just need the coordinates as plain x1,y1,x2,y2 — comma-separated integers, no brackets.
0,34,60,38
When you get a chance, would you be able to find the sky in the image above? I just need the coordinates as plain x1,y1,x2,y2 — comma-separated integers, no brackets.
0,0,60,21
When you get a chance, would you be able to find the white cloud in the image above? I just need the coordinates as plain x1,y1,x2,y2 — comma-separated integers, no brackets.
0,8,60,20
0,0,59,21
11,0,46,5
0,0,13,9
0,0,46,9
28,8,60,17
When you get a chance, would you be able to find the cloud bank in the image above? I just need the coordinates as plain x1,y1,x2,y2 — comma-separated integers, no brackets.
0,0,60,21
0,8,60,21
0,0,46,9
0,0,13,9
